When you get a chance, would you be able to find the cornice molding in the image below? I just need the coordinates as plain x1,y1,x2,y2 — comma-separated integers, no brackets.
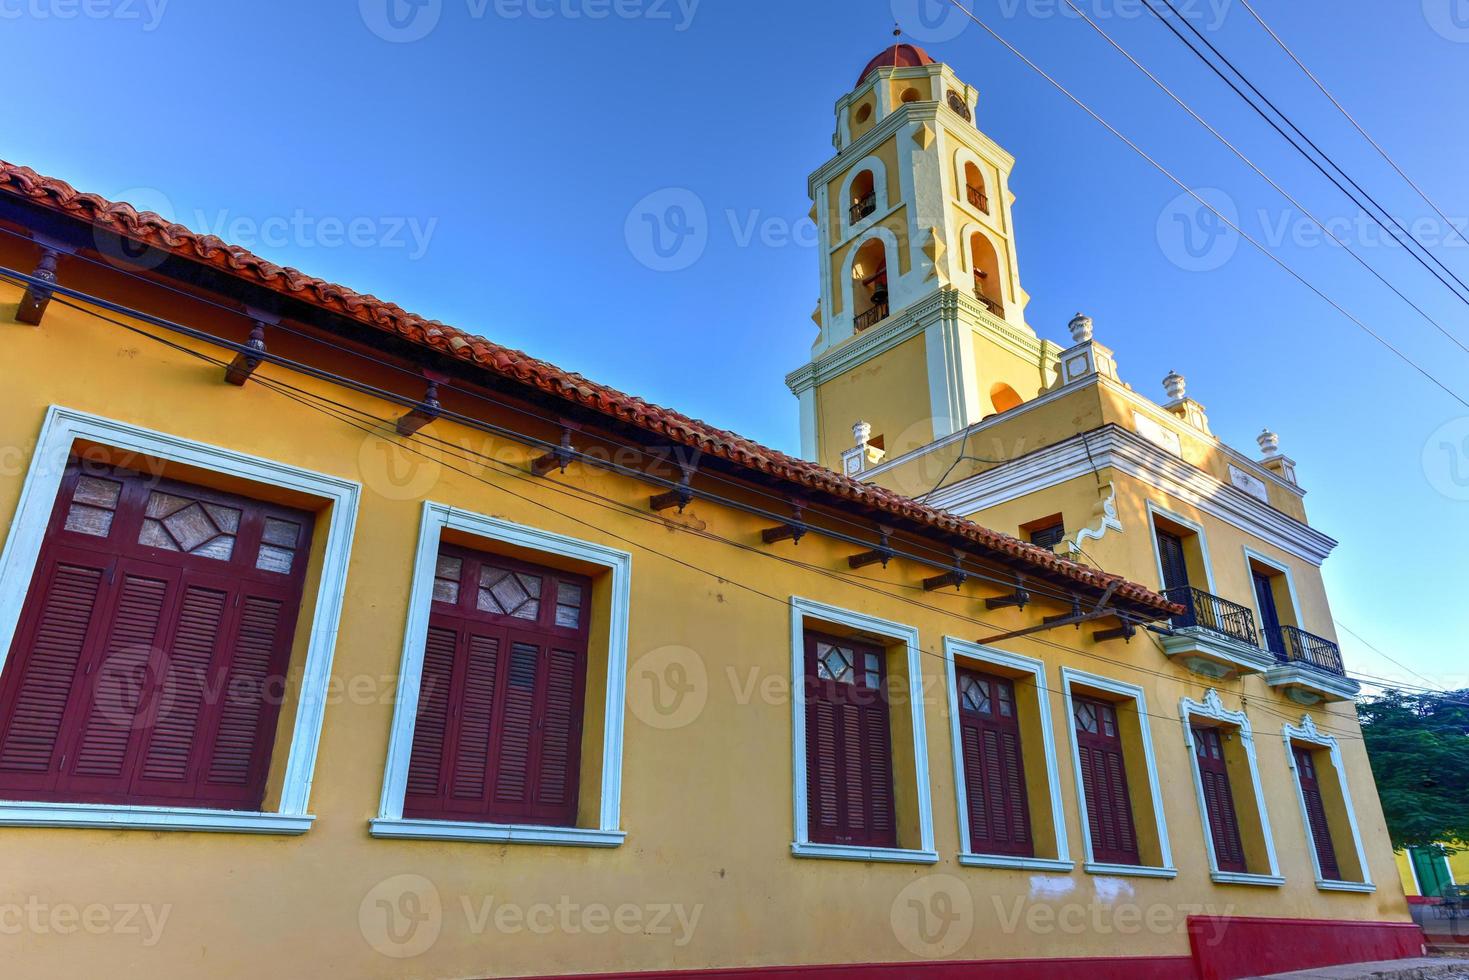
919,424,1338,566
808,99,1015,197
786,288,1058,394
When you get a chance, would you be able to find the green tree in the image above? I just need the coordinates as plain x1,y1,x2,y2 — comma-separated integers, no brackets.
1357,688,1469,851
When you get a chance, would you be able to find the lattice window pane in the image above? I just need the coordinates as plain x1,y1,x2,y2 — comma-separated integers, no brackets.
73,475,122,508
1074,701,1098,734
554,581,584,629
261,517,299,547
140,491,239,561
997,681,1014,717
255,545,294,574
255,518,301,574
962,675,994,713
478,565,542,620
64,475,123,537
816,642,854,684
433,555,462,604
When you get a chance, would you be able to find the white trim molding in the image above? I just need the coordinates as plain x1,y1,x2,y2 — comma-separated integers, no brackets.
0,405,360,834
1145,499,1217,593
943,638,1072,872
837,154,890,239
1059,667,1177,878
1241,545,1303,635
788,597,937,865
888,422,1336,567
1281,714,1374,892
1179,689,1285,887
369,502,631,847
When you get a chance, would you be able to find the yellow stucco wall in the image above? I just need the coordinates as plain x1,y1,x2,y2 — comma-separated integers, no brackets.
0,257,1409,980
812,331,933,471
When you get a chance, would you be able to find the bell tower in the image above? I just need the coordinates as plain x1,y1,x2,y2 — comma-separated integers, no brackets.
786,41,1062,474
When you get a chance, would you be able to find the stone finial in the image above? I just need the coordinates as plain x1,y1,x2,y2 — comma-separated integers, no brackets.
1163,370,1186,402
853,420,873,449
1258,428,1280,458
1068,313,1094,344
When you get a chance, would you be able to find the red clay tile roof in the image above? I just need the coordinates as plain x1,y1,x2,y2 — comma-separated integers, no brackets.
0,159,1177,616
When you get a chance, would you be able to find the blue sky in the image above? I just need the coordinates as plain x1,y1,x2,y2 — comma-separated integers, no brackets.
6,0,1467,689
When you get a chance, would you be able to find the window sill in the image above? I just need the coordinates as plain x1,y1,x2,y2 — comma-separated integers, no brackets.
369,818,625,848
1083,861,1178,879
959,853,1074,873
791,842,939,865
1317,879,1375,893
0,801,313,835
1211,871,1286,887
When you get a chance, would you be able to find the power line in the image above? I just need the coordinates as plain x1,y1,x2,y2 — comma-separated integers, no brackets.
1235,0,1469,253
0,223,1111,598
936,0,1469,412
16,275,1399,744
1334,619,1447,692
1058,0,1469,357
1147,0,1469,308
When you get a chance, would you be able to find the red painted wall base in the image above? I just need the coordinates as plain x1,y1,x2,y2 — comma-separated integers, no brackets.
509,915,1420,980
518,958,1196,980
1188,915,1424,980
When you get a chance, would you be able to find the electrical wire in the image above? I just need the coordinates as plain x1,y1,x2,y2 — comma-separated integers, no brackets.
1,266,1146,616
1147,0,1469,307
1235,0,1469,253
8,274,1412,742
1058,0,1469,356
0,223,1123,599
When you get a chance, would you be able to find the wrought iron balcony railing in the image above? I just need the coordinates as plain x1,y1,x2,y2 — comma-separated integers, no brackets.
854,302,888,332
1162,586,1259,649
966,184,989,213
850,194,877,224
1272,625,1346,676
972,287,1004,318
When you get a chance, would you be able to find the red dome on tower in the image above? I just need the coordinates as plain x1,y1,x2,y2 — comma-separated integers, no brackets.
856,43,935,86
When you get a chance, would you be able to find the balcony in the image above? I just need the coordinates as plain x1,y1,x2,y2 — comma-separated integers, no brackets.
1158,586,1275,679
854,302,888,332
850,193,876,225
1264,625,1358,704
972,286,1004,319
966,184,989,213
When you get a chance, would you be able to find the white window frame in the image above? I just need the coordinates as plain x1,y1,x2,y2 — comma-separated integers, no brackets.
789,596,936,864
839,227,902,339
0,405,360,834
1241,545,1302,636
1179,689,1284,886
1282,714,1375,892
1146,499,1216,594
370,501,630,847
944,638,1071,871
838,154,890,238
1060,666,1176,878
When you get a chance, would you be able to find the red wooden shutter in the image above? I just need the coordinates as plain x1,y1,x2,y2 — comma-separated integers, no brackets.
1073,696,1140,865
803,632,896,848
1293,745,1341,880
0,551,111,789
957,669,1032,856
1192,726,1246,873
405,625,458,801
0,464,314,811
403,547,590,827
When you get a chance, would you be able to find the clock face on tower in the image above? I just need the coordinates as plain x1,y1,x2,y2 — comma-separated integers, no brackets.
947,90,973,122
